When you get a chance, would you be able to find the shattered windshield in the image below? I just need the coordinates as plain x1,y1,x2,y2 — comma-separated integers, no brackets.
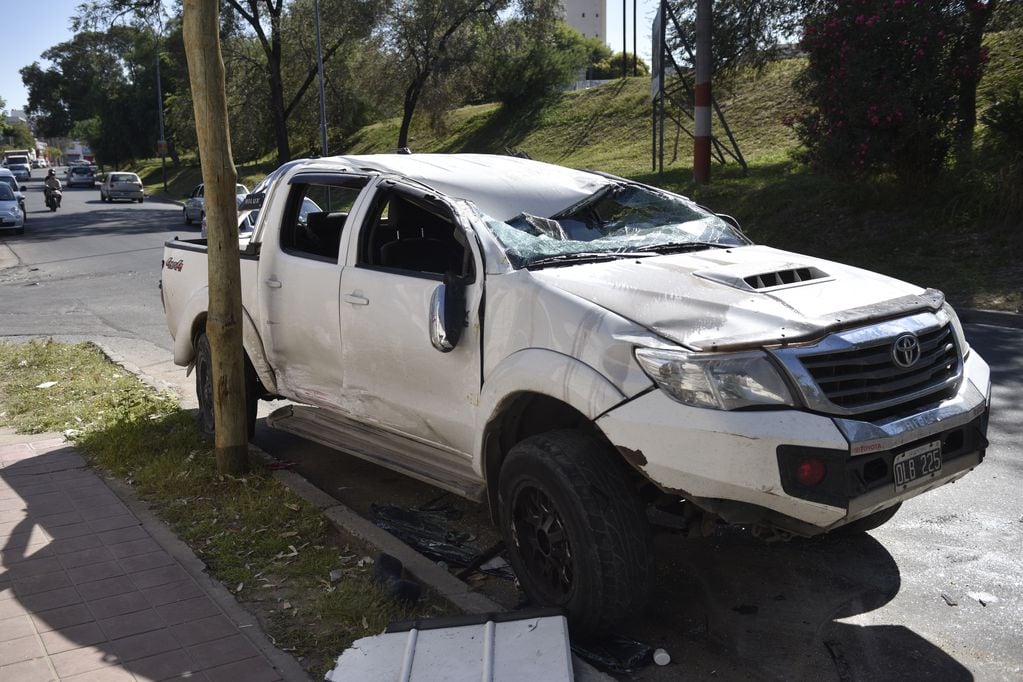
481,183,749,269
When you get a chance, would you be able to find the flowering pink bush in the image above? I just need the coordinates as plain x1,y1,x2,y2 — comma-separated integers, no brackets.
792,1,969,177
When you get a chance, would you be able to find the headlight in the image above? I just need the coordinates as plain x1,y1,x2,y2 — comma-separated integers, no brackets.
635,348,796,410
941,303,970,359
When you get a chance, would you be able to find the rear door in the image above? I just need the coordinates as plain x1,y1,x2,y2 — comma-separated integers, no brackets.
258,172,371,407
338,180,483,455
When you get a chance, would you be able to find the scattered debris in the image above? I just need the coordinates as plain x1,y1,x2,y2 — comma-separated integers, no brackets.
329,569,345,584
267,461,294,470
35,381,57,389
571,633,655,673
941,593,958,607
653,648,671,666
284,503,300,511
967,591,999,607
371,553,422,607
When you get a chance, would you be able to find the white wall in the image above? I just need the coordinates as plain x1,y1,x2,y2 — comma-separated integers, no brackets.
562,0,607,43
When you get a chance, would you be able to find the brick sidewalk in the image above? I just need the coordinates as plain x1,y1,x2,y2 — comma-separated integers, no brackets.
0,435,306,681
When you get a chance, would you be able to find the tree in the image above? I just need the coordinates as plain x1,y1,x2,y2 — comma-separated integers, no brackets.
589,50,651,79
794,1,963,178
483,19,597,105
951,0,1000,160
387,0,506,149
182,0,249,475
20,26,163,164
667,0,807,72
3,120,35,149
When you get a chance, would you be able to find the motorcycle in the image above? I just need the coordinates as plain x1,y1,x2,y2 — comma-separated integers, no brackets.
44,187,62,212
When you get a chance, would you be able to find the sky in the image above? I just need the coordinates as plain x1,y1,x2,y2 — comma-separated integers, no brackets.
1,0,660,114
1,0,81,113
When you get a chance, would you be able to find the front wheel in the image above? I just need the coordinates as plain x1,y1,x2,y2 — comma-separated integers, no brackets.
195,332,259,439
184,208,193,225
498,430,653,636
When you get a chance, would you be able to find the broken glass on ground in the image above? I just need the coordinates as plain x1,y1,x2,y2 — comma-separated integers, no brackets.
369,504,515,579
570,633,656,673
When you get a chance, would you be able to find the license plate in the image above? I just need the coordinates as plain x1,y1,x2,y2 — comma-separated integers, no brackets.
893,439,942,491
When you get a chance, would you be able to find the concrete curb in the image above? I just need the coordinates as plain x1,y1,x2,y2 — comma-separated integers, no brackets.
960,307,1023,329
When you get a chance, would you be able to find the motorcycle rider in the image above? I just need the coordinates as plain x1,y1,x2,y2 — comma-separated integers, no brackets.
44,168,62,208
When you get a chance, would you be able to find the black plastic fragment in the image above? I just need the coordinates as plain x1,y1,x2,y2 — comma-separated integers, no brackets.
570,634,655,673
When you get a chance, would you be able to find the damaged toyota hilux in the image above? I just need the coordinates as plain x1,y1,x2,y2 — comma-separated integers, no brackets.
160,154,991,635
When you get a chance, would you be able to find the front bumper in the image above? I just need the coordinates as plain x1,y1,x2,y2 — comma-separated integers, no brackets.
596,349,990,533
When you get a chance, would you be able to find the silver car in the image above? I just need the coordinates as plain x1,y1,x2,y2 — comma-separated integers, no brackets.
100,172,145,203
0,182,25,234
183,183,249,225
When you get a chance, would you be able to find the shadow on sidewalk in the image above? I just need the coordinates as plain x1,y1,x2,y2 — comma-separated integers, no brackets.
0,438,286,680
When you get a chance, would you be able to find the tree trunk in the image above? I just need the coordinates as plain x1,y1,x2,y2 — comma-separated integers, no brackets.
955,0,998,164
398,73,429,150
268,38,291,165
182,0,249,475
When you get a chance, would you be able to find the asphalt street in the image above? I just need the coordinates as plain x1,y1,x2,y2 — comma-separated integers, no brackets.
1,172,1020,680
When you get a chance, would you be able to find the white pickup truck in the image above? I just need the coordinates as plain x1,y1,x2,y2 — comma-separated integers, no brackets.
161,154,991,634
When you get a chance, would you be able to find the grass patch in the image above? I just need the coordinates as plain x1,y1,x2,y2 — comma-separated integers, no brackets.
0,340,452,676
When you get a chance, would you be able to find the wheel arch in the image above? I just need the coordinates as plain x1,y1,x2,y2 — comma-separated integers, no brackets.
174,298,277,396
478,349,633,521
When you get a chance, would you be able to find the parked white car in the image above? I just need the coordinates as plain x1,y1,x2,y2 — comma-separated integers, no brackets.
183,182,249,225
161,154,991,635
100,172,145,203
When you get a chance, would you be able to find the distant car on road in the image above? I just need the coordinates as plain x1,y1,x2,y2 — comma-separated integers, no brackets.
66,165,97,188
0,181,25,235
183,182,249,225
8,163,31,181
99,172,145,203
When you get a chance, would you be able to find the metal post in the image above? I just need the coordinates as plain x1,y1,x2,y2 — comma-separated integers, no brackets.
633,0,637,76
693,0,712,184
314,0,328,156
622,0,627,78
155,39,167,192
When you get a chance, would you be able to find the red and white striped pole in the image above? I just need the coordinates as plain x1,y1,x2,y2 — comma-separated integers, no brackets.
693,0,712,184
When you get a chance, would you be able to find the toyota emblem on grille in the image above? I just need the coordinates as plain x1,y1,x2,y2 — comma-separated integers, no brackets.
892,333,921,368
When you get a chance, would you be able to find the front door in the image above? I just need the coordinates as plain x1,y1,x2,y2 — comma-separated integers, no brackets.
338,182,483,456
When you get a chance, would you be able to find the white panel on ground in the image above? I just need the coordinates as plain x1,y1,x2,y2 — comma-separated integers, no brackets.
325,613,574,682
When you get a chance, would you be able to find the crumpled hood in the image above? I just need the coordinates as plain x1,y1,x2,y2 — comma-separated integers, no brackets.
530,245,944,351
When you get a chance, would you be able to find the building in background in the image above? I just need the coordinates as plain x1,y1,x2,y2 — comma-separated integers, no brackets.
563,0,606,43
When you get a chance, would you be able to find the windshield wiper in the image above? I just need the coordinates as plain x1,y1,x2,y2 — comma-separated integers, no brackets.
632,241,732,254
525,251,651,269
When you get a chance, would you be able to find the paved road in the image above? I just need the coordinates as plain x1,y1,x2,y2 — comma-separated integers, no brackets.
1,179,1020,680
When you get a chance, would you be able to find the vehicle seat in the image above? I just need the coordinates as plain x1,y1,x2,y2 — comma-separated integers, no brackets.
379,198,463,275
303,211,347,259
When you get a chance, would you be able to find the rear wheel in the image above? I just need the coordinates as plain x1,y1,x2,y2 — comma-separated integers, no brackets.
829,503,902,536
195,332,259,439
498,430,653,636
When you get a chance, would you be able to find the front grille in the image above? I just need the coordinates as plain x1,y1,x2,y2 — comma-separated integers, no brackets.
798,324,959,410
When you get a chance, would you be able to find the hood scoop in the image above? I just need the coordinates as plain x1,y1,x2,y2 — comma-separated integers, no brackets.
695,265,831,292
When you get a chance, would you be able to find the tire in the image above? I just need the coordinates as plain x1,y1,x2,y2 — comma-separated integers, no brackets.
184,208,192,225
138,197,144,203
498,430,653,636
194,332,258,439
829,502,901,536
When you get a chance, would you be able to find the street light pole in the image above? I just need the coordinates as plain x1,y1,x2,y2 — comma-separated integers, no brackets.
155,41,168,191
314,0,328,156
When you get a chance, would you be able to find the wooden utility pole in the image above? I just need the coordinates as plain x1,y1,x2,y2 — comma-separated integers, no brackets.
182,0,249,474
693,0,712,184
